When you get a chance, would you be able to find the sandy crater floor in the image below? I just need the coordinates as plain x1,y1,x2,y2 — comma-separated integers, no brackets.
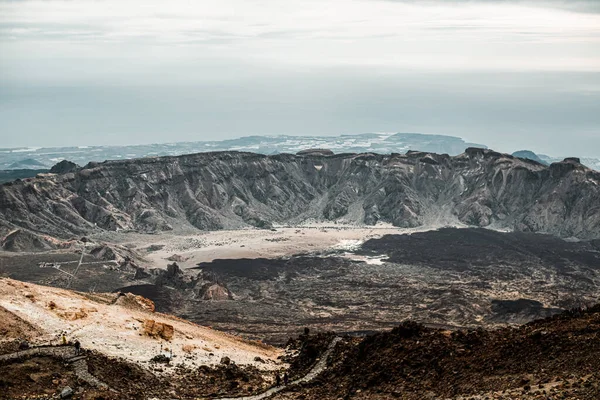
114,223,437,269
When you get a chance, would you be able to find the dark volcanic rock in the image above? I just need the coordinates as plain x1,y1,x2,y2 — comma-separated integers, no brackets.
489,299,563,323
1,149,599,240
49,160,80,174
154,262,197,289
296,148,335,156
294,307,600,400
179,229,600,343
114,284,177,313
1,229,57,252
360,228,600,272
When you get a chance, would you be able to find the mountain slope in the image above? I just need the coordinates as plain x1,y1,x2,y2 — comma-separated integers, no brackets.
0,278,281,368
0,277,286,399
285,307,600,399
1,148,599,241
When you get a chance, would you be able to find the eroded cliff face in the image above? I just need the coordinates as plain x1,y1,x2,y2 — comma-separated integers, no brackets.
1,148,599,241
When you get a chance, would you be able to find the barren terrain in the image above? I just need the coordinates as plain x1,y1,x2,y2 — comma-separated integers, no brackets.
270,307,600,400
3,225,598,345
107,223,414,267
0,278,282,370
1,224,600,399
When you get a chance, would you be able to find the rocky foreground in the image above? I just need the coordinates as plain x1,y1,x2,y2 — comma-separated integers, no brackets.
1,277,600,399
0,278,284,399
1,148,600,249
274,305,600,400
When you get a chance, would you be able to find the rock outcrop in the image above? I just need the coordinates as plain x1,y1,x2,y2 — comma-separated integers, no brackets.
115,293,156,312
1,149,599,240
49,160,80,174
88,242,141,265
1,229,59,252
296,148,335,156
198,283,233,301
142,319,174,341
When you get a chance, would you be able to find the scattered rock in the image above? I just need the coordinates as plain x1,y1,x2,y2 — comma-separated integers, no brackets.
165,254,189,262
60,386,74,398
150,354,171,364
220,356,231,365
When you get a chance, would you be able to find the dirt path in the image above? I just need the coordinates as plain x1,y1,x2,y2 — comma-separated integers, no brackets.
0,345,109,389
217,337,342,400
1,338,341,399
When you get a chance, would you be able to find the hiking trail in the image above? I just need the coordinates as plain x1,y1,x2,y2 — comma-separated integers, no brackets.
217,336,342,400
0,345,110,389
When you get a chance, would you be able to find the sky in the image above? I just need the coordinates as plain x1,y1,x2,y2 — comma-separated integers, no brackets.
0,0,599,157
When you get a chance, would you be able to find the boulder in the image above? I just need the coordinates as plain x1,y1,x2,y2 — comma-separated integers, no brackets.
220,356,231,365
199,283,232,301
115,293,155,312
50,160,80,174
60,386,74,398
143,319,174,341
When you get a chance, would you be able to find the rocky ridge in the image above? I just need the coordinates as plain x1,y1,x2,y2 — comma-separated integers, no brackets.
1,148,599,242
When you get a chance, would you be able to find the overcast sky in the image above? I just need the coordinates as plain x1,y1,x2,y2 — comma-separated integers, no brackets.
1,0,599,157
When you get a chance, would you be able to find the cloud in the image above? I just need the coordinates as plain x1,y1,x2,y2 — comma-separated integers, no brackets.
382,0,600,13
0,1,598,157
0,0,599,80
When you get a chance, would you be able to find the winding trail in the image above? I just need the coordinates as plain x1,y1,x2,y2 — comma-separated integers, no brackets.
218,337,342,400
0,345,110,389
0,338,341,399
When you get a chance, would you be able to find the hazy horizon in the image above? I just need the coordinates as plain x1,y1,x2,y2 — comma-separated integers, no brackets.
1,130,597,161
1,0,599,157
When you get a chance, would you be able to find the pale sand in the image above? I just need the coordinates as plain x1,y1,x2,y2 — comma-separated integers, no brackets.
123,223,417,269
0,278,283,371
